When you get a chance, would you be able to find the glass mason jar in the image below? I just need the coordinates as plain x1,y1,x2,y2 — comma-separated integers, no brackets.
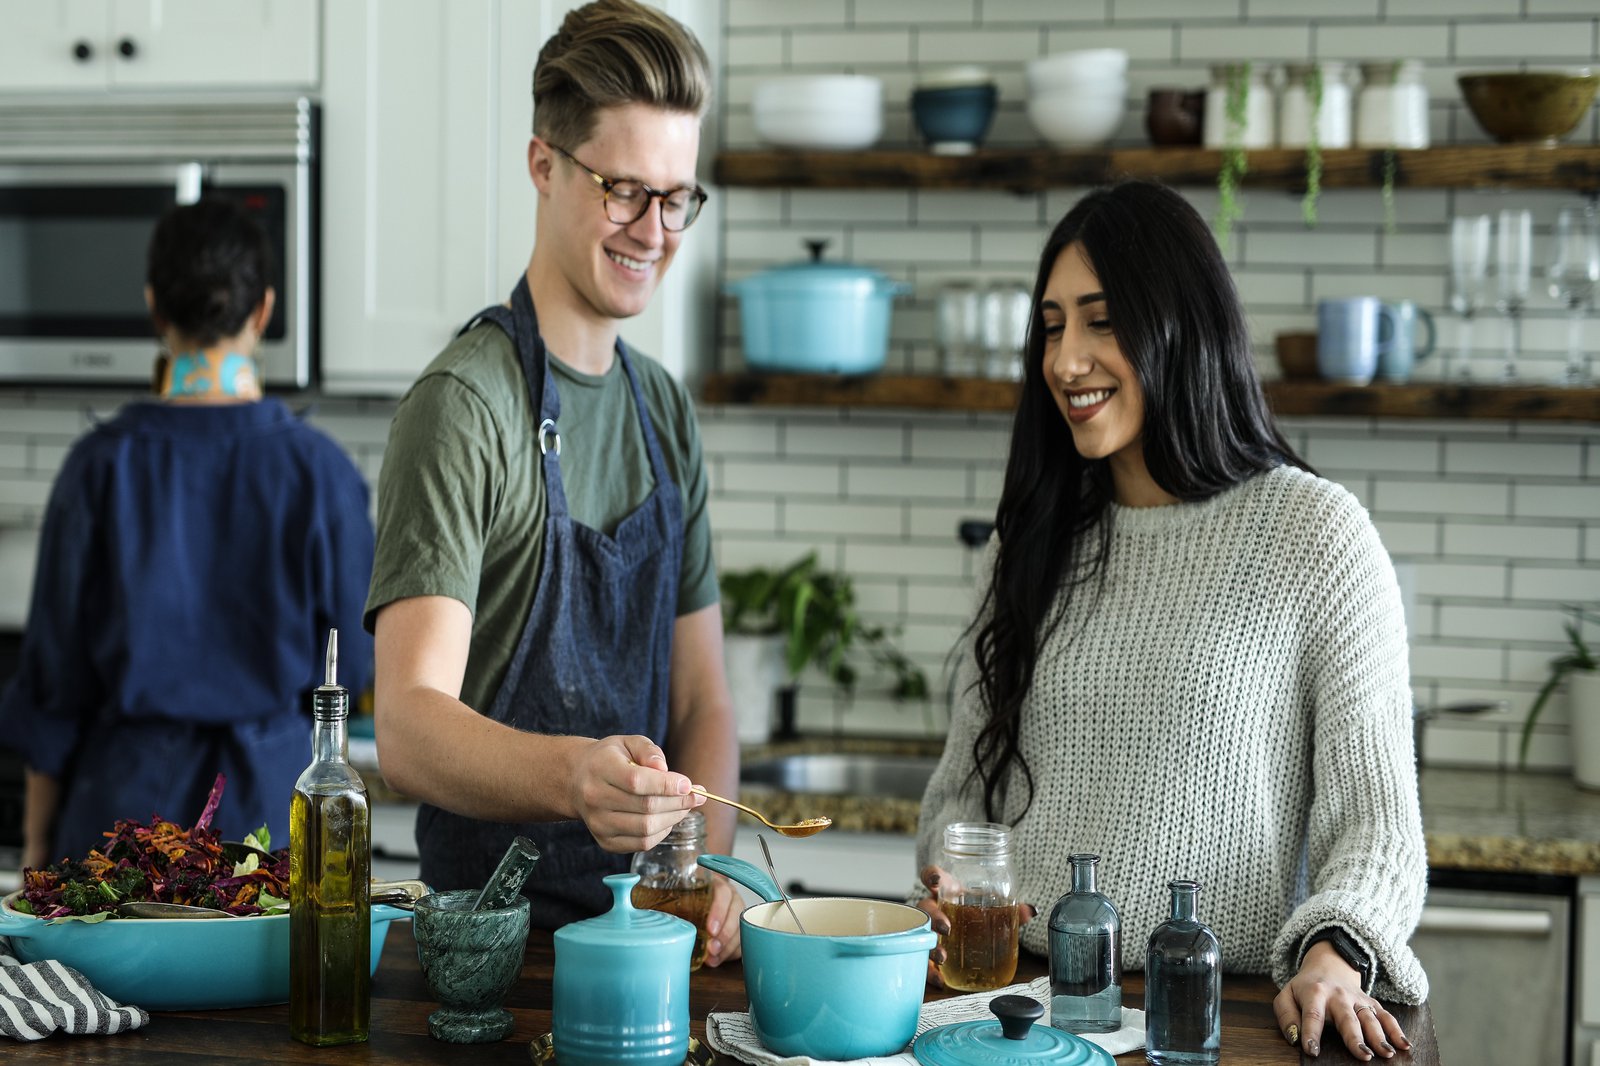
1145,880,1222,1066
1355,59,1429,148
936,822,1019,992
1203,63,1275,149
1279,61,1351,149
1047,853,1122,1034
630,811,714,971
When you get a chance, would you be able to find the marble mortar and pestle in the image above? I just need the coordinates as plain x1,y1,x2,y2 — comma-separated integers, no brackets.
412,836,540,1043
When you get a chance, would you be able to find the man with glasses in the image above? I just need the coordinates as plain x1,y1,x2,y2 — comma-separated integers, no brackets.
364,0,740,960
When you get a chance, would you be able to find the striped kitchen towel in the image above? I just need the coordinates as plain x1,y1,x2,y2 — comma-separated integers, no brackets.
0,939,149,1041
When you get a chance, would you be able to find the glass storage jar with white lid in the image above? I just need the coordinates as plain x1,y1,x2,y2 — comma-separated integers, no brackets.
1279,61,1352,149
1204,62,1276,149
1355,59,1429,148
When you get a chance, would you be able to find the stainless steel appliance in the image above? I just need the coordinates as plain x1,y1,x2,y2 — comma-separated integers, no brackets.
0,99,316,388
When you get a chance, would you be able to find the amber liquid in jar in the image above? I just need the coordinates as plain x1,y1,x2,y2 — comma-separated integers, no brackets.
631,880,714,970
938,901,1020,991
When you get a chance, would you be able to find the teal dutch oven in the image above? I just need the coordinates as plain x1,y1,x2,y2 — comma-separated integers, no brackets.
699,853,938,1060
727,239,910,374
0,890,410,1010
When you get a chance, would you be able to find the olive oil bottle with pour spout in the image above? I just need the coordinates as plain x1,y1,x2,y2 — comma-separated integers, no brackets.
290,630,372,1045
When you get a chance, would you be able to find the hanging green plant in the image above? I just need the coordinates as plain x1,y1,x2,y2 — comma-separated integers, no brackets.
1380,147,1397,234
1300,64,1324,228
1213,61,1251,251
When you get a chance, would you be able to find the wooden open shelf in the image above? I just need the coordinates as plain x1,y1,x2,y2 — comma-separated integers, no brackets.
714,144,1600,193
702,372,1600,422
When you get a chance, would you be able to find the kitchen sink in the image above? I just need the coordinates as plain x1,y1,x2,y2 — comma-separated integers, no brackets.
739,752,939,801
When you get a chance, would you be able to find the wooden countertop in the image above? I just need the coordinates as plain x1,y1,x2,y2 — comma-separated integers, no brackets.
3,922,1438,1065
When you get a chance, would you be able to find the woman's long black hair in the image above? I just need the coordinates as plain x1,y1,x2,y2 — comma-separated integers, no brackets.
970,180,1312,821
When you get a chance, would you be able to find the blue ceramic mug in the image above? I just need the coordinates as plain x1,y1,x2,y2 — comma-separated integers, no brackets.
1377,300,1437,383
1317,297,1396,385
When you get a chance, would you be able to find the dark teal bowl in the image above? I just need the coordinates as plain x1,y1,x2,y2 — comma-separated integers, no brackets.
911,85,998,150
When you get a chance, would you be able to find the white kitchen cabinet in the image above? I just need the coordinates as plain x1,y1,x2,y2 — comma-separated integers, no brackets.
0,0,318,93
1579,877,1600,1064
318,0,722,396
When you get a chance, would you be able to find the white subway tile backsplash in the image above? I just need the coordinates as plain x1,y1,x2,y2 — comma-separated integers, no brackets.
0,444,27,470
976,227,1049,264
0,479,51,511
1439,604,1570,643
1512,482,1600,520
1527,0,1600,13
723,458,841,495
915,190,1044,225
1371,478,1511,517
1414,561,1508,598
1115,0,1240,19
1305,436,1439,474
860,0,977,24
910,424,1010,463
708,497,780,534
917,28,1044,63
906,580,978,618
784,422,905,459
700,417,780,457
1041,25,1174,60
981,0,1111,22
1252,0,1379,15
1445,440,1584,477
788,30,912,66
1454,21,1598,60
1308,23,1452,61
1412,642,1507,683
1373,518,1439,556
727,0,847,29
1177,24,1311,62
843,540,971,579
851,227,979,264
783,499,905,538
1511,565,1600,603
1420,724,1503,768
847,462,971,500
790,190,913,224
724,31,785,67
1442,520,1582,561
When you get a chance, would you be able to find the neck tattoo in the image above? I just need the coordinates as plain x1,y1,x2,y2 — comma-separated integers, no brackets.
165,350,261,400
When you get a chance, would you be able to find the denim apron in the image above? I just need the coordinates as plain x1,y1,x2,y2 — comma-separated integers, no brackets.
416,277,683,929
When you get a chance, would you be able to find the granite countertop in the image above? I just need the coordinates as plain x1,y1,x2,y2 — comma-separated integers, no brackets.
738,736,1600,878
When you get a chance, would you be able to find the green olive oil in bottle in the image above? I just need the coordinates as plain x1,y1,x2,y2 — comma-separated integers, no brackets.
290,630,372,1045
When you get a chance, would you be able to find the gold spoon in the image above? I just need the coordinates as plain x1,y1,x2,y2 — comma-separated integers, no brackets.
690,785,832,838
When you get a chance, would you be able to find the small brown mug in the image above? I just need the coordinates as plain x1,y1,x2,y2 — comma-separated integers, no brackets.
1146,88,1205,146
1275,332,1320,381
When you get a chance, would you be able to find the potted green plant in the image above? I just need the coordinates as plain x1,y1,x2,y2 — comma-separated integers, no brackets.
1519,604,1599,787
720,552,928,743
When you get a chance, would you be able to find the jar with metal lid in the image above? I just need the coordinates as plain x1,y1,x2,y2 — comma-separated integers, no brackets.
1356,59,1429,148
630,811,714,971
936,821,1019,992
1279,61,1352,149
1203,62,1276,149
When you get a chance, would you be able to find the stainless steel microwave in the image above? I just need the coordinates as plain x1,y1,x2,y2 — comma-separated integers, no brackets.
0,99,316,389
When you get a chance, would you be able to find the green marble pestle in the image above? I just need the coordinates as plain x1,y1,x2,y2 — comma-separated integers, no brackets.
472,836,542,911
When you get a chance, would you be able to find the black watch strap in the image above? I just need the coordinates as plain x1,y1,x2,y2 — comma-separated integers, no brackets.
1303,926,1375,992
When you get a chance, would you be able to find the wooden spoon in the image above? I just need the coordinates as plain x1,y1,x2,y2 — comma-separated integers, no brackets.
690,785,832,838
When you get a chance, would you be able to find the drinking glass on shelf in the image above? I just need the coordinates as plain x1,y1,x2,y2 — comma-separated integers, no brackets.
1549,205,1600,387
936,281,982,377
1494,209,1532,382
1447,214,1491,381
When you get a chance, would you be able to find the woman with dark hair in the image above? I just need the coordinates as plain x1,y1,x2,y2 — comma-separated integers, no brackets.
914,181,1425,1062
0,198,374,865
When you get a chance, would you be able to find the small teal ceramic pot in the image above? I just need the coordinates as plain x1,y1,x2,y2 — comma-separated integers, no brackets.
700,854,938,1060
553,873,695,1066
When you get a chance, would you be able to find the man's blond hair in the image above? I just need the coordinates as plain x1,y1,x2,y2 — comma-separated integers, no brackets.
532,0,711,149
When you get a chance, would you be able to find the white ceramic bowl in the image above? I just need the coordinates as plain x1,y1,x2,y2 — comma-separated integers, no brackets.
752,75,884,150
1026,91,1127,147
1027,48,1129,87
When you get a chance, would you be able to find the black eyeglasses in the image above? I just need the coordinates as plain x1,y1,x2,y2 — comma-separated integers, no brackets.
549,144,707,232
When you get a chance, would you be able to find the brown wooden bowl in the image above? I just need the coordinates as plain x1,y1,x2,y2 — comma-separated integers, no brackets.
1458,71,1599,145
1275,331,1320,380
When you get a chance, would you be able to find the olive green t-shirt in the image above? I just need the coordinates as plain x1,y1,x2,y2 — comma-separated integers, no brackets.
364,323,717,714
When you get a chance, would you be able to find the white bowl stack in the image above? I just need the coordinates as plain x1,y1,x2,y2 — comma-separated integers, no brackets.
1025,48,1129,148
751,75,884,151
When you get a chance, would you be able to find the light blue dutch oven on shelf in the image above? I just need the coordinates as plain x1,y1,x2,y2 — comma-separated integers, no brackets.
0,890,411,1010
728,239,911,374
699,853,937,1060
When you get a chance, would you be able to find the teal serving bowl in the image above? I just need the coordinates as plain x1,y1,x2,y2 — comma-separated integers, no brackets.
0,891,410,1010
700,855,937,1060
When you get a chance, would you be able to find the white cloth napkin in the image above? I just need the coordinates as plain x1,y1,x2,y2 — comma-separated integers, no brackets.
0,939,150,1041
706,975,1145,1065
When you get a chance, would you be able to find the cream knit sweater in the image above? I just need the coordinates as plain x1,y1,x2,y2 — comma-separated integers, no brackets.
915,464,1429,1003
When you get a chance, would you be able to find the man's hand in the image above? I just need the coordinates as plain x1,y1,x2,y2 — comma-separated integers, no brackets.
569,735,704,853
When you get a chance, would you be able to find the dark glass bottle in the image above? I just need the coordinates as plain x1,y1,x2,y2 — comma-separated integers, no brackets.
289,630,372,1046
1047,853,1121,1033
1145,879,1221,1066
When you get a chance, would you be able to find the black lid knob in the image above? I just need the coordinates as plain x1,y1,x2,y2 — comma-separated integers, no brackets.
990,995,1044,1041
803,238,829,262
117,37,137,58
72,40,93,61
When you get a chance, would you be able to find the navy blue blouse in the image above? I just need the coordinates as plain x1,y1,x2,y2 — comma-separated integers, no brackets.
0,399,374,853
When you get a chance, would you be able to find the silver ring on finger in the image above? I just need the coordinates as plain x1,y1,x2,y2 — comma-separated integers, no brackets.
1355,1004,1378,1020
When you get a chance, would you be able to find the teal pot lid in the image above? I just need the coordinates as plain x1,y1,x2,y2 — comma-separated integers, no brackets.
728,238,908,296
912,996,1116,1066
554,873,695,949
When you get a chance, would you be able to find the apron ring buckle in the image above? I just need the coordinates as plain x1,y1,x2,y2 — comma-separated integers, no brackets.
538,418,561,457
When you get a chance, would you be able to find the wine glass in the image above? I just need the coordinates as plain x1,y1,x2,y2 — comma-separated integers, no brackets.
1448,215,1491,382
1549,205,1600,387
1494,209,1532,382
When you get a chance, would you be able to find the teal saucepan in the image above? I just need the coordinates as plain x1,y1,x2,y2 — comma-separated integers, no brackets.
699,854,937,1060
0,890,410,1010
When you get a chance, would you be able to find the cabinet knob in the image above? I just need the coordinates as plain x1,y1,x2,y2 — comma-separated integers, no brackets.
117,37,137,59
72,40,93,62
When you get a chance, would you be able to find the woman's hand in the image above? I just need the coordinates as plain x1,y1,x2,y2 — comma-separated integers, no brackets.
1273,941,1410,1060
701,874,743,967
914,864,1036,989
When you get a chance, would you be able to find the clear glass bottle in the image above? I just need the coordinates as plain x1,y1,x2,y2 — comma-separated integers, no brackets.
289,630,372,1046
630,810,715,971
1145,880,1221,1066
936,822,1018,992
1047,853,1121,1034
